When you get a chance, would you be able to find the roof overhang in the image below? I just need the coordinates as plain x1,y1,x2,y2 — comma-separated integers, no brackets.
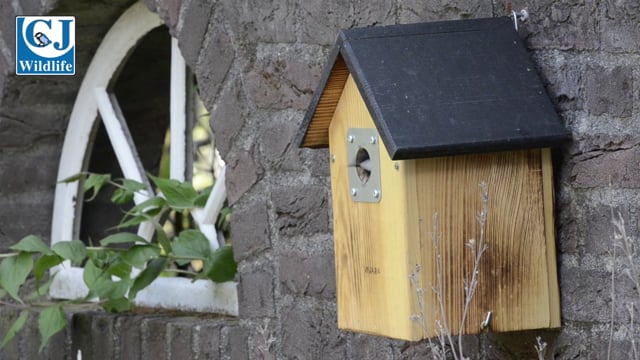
296,17,571,160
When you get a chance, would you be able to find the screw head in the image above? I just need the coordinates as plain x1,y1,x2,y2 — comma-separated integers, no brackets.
351,188,358,196
331,154,336,163
373,189,380,198
394,162,400,170
369,136,377,144
348,135,355,143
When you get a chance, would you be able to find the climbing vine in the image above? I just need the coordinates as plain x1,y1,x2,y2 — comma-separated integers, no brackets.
0,173,236,351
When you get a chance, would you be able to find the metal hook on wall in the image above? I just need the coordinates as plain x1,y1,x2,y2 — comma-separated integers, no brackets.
512,9,529,31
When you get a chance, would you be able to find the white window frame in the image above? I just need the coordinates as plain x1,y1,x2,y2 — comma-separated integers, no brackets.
49,1,238,315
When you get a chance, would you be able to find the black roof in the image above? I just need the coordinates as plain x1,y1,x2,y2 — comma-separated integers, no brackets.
297,17,570,160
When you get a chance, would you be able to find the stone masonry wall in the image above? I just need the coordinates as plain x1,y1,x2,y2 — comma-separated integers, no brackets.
1,0,640,358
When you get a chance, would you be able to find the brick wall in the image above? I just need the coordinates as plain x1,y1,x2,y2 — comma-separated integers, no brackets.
1,0,640,358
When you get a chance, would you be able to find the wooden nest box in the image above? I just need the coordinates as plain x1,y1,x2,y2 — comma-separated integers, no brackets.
296,17,570,341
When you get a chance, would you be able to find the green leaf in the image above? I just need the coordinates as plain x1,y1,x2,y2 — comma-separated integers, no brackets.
121,245,160,269
1,310,28,349
110,179,147,205
58,172,87,184
92,277,131,299
193,186,212,207
84,258,131,299
0,252,34,303
0,288,6,299
198,246,237,283
216,207,232,232
127,196,166,215
129,257,167,300
26,277,54,301
87,248,110,269
152,220,172,254
34,254,63,286
149,175,198,209
103,297,132,312
53,240,87,266
111,188,134,205
172,230,211,266
119,197,166,227
105,260,132,279
10,235,53,255
82,260,101,291
38,305,66,353
121,179,147,193
100,233,148,246
83,173,111,201
116,214,149,229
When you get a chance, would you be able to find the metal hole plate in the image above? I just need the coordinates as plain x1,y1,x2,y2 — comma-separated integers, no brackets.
347,128,381,203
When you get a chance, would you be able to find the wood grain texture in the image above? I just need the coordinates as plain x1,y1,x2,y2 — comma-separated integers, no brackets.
541,148,561,328
329,75,421,340
327,75,560,341
414,149,553,335
303,56,349,147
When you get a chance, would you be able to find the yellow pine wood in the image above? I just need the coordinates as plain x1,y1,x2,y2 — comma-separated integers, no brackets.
541,148,561,328
303,56,349,148
329,75,421,340
326,74,560,340
414,150,552,335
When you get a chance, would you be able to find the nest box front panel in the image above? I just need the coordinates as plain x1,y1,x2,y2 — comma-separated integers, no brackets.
328,75,422,340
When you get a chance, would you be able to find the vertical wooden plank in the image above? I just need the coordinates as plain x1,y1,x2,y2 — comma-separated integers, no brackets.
414,150,551,335
328,75,421,340
541,148,561,327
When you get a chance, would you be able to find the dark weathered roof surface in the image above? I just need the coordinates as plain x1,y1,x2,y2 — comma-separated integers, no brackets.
297,17,571,160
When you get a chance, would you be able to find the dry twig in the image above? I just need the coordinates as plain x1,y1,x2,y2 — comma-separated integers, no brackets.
410,183,490,360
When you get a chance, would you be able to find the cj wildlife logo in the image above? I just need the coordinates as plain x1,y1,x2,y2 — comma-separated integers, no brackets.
15,16,75,75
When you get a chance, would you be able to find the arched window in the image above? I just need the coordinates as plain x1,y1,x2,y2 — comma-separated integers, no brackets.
50,1,237,315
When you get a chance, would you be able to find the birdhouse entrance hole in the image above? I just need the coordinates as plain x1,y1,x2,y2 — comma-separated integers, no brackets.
355,147,371,184
347,128,381,203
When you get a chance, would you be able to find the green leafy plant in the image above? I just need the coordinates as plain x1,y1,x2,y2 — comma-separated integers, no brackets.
0,173,236,352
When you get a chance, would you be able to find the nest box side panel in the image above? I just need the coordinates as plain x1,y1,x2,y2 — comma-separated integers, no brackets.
413,149,559,335
328,75,423,340
541,148,561,328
